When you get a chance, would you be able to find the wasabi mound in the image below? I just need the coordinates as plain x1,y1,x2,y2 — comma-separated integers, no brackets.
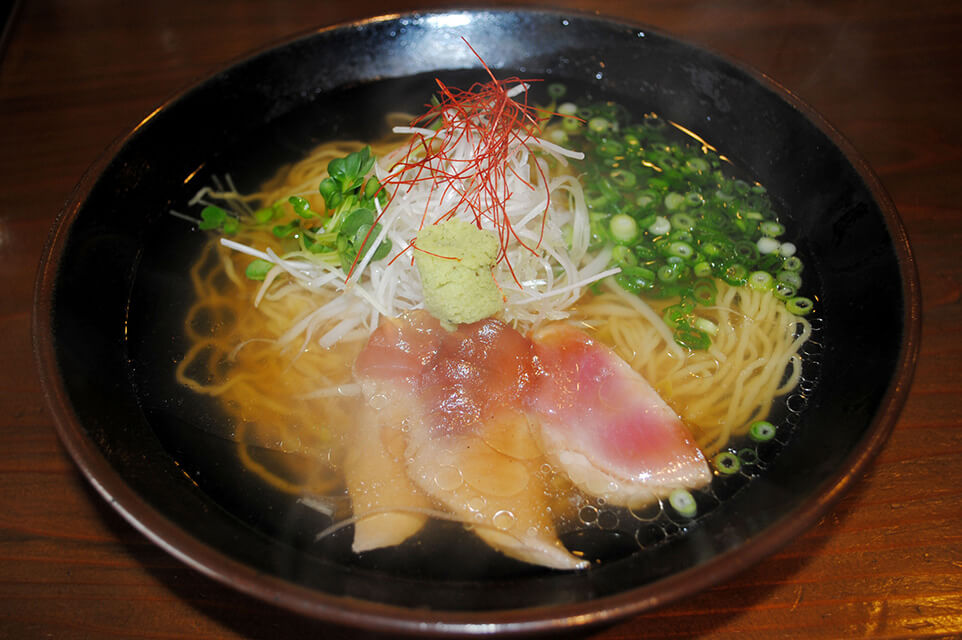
414,219,503,325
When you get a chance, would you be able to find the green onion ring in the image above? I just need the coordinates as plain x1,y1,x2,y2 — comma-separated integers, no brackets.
712,451,742,475
668,489,697,518
748,420,777,442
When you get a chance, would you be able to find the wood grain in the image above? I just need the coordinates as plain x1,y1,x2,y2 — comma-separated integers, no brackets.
2,0,960,638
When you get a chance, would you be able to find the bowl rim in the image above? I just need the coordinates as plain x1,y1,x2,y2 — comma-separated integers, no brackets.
32,7,922,636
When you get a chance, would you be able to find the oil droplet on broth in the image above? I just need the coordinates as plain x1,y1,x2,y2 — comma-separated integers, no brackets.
597,509,619,530
367,393,390,411
579,505,599,525
434,464,463,491
627,490,662,521
492,510,516,531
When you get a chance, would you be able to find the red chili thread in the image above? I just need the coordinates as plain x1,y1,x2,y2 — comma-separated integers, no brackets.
351,39,572,284
378,40,558,286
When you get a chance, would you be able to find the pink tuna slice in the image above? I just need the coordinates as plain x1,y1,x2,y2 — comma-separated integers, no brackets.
353,312,588,570
528,322,712,506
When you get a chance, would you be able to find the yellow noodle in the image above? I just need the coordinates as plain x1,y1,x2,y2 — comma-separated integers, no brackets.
570,282,809,455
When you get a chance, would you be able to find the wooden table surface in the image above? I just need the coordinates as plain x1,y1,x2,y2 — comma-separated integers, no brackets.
2,1,960,638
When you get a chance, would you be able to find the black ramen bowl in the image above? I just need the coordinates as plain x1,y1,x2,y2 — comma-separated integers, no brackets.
33,8,920,637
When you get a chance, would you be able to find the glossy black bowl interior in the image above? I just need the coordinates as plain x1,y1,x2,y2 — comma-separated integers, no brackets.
34,9,919,636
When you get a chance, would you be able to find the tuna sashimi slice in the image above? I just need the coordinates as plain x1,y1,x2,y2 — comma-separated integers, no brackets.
529,322,712,506
354,312,587,569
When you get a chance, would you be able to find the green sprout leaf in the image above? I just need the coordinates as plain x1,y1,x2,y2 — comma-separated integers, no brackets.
340,208,374,239
318,177,341,210
198,205,228,230
245,259,274,281
289,195,316,219
272,219,300,238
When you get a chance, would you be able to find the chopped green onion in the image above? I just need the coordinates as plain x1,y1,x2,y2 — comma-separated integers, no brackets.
722,263,748,286
748,420,776,442
757,236,780,254
609,214,639,244
667,241,694,259
748,270,774,291
774,281,796,300
674,326,711,350
585,188,609,209
700,241,722,258
777,270,803,289
664,192,685,210
609,244,635,266
597,140,624,156
694,316,718,336
712,451,742,475
657,263,682,283
561,116,583,133
616,266,656,292
588,117,610,132
760,220,785,237
782,255,803,272
662,302,692,328
693,261,713,279
610,169,636,188
692,278,717,305
648,216,671,235
733,240,758,261
786,296,814,315
623,132,641,148
547,83,566,99
668,488,697,518
670,212,695,231
647,177,669,192
636,193,656,208
779,242,797,257
564,102,815,352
